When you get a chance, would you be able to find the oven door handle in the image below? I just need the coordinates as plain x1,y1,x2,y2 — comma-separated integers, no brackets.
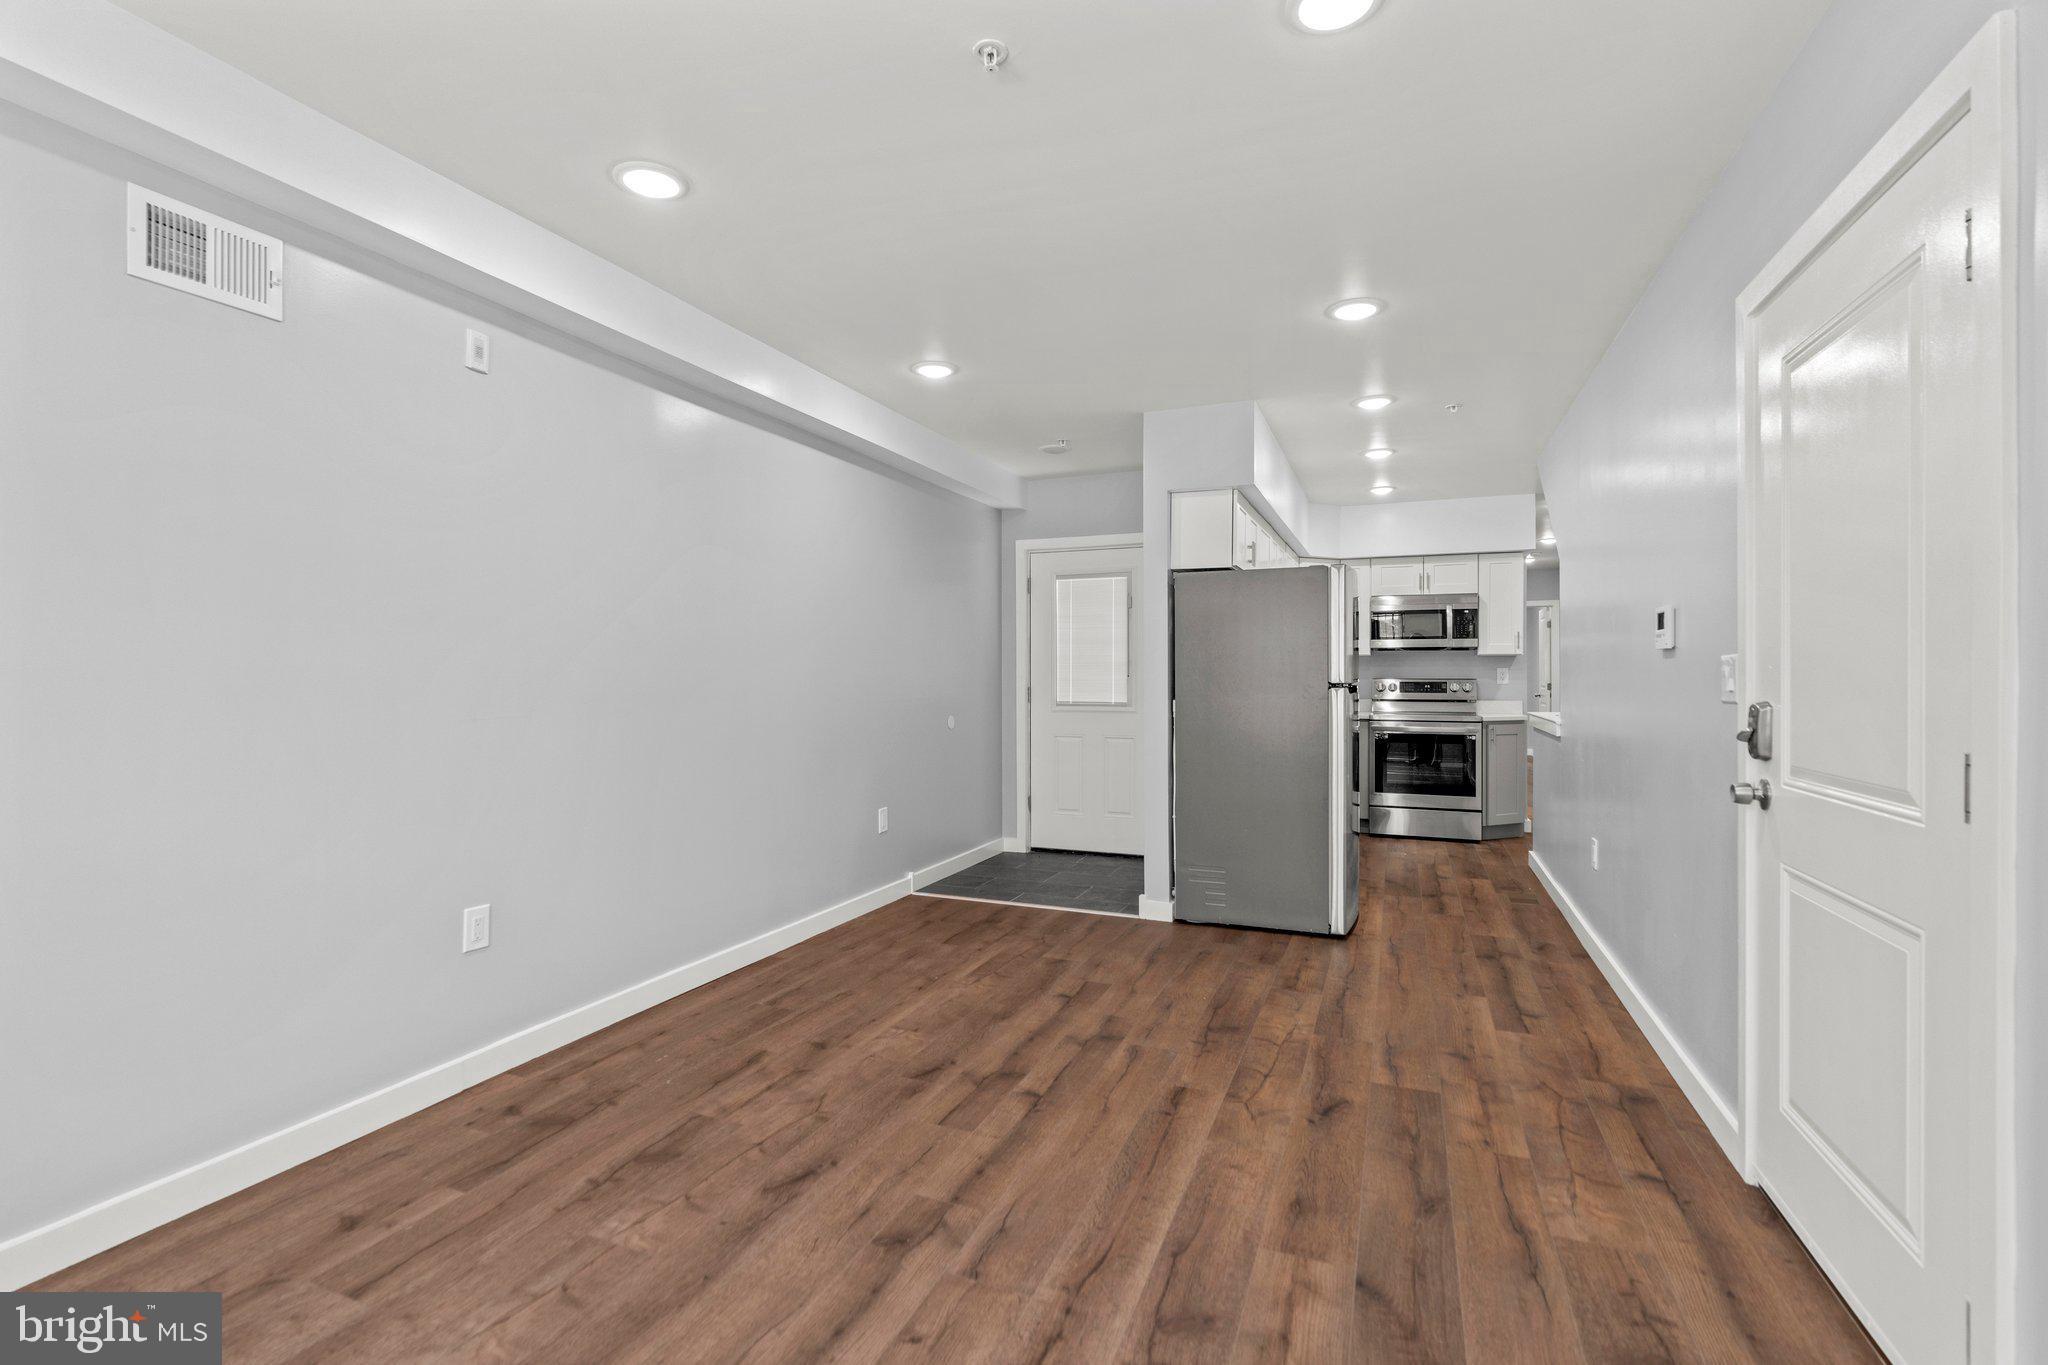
1369,721,1482,737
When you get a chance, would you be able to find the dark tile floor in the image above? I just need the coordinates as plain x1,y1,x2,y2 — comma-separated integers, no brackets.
923,849,1142,915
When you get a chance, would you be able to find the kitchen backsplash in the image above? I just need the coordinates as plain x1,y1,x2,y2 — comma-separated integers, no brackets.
1357,645,1531,703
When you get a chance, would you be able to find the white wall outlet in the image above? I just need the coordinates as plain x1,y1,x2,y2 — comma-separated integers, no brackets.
464,328,491,374
1720,653,1739,703
947,715,957,730
876,806,889,834
1589,837,1600,871
1496,667,1511,685
461,903,491,953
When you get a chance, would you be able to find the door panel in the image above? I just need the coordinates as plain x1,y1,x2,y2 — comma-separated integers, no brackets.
1029,545,1142,854
1781,264,1925,818
1749,102,1994,1364
1422,554,1479,595
1369,558,1424,594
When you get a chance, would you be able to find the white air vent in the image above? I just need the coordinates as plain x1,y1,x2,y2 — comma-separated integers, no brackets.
125,184,284,321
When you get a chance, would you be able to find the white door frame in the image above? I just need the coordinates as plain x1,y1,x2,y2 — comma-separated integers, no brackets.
1734,13,2017,1359
1527,598,1559,712
1012,533,1143,852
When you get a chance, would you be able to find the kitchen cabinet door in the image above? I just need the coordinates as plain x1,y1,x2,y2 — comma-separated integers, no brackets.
1486,724,1527,826
1231,497,1258,568
1171,491,1236,570
1369,558,1425,595
1422,554,1480,594
1477,552,1526,654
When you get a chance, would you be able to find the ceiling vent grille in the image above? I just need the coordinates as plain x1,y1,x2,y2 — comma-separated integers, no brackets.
126,184,284,321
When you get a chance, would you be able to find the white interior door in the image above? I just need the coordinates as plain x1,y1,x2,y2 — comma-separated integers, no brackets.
1028,546,1142,854
1746,85,2000,1365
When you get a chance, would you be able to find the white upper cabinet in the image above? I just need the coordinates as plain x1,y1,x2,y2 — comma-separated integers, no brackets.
1371,555,1476,594
1171,489,1297,571
1422,554,1480,594
1171,490,1235,569
1477,552,1526,654
1368,557,1426,594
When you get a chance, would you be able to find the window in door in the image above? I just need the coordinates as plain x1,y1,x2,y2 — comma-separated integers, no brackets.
1054,573,1130,706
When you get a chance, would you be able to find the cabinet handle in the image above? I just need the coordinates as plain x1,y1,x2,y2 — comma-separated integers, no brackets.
1516,629,1521,651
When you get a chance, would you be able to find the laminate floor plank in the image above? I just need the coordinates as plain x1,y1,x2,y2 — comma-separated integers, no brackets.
33,834,1881,1363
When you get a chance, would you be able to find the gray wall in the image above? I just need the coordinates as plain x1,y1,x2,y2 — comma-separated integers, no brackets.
997,471,1144,840
0,128,1001,1245
1531,0,2044,1347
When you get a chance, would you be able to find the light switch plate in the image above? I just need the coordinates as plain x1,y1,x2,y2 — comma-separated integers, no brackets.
877,806,889,834
1720,654,1739,703
1653,604,1676,650
464,329,491,374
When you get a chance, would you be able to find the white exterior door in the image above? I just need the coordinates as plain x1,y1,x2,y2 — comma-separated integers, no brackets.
1028,546,1142,854
1745,74,2001,1364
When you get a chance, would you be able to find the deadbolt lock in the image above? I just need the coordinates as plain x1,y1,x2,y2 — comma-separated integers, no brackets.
1737,700,1775,761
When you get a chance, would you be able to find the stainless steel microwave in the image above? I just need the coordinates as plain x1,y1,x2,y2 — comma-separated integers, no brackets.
1368,594,1479,650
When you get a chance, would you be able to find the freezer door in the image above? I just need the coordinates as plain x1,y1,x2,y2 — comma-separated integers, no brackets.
1172,567,1355,936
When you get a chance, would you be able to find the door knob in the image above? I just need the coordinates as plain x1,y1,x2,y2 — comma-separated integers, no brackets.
1730,779,1772,810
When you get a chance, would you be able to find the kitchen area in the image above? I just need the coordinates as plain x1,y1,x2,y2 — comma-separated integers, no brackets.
1168,486,1550,936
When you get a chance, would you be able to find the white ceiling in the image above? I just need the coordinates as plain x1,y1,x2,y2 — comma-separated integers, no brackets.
111,0,1828,504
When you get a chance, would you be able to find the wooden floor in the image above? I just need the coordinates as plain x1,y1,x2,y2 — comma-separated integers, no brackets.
39,834,1880,1363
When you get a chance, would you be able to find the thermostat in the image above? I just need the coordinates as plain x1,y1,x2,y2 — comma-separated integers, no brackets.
1654,604,1676,651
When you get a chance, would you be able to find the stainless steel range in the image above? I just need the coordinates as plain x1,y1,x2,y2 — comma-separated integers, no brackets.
1362,676,1484,841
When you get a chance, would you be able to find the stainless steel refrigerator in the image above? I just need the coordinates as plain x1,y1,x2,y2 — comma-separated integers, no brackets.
1172,564,1359,936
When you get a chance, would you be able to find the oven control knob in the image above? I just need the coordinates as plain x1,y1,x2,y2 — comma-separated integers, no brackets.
1460,682,1473,692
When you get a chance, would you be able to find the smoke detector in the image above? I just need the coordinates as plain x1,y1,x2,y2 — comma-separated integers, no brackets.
973,39,1010,73
1039,438,1070,455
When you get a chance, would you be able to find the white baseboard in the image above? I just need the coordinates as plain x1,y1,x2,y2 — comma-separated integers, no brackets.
911,838,1004,891
0,846,986,1290
1137,895,1174,923
1527,850,1742,1167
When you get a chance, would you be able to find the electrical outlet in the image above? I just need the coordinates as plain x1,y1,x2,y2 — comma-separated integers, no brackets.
462,903,491,953
947,715,957,730
1590,838,1600,871
1496,667,1510,685
877,806,889,834
464,328,491,374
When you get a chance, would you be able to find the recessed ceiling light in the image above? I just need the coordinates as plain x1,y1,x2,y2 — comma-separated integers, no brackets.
1325,297,1384,322
610,161,687,200
1371,484,1395,497
1039,438,1071,455
1354,394,1395,412
1539,532,1557,545
911,361,958,380
1288,0,1381,34
1363,447,1394,461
